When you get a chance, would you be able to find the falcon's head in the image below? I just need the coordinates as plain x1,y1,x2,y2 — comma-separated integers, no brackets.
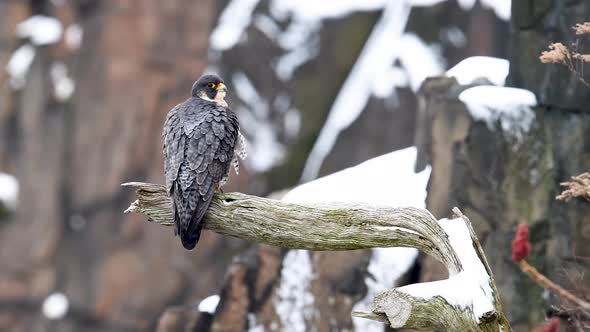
191,74,228,106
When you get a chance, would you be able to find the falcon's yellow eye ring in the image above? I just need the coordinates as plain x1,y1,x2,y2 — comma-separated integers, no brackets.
207,83,216,88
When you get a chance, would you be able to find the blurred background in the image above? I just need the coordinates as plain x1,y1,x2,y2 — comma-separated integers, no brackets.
0,0,589,331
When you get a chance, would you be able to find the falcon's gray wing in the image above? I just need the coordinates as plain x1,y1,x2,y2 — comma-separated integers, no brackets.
163,99,239,249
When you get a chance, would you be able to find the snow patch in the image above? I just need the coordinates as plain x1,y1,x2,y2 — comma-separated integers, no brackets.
248,312,265,332
457,0,511,21
459,86,537,137
232,72,285,172
42,292,69,320
210,0,261,51
6,44,36,89
275,40,319,81
282,147,430,331
270,0,388,21
65,24,83,49
253,14,282,40
301,1,443,181
397,218,495,322
286,147,430,206
446,56,509,86
233,72,268,117
409,0,447,6
0,173,19,211
398,33,445,91
274,249,315,332
198,295,220,314
262,13,321,81
50,63,75,101
16,15,63,45
269,0,443,21
300,2,411,181
442,26,467,48
283,109,301,140
372,66,409,99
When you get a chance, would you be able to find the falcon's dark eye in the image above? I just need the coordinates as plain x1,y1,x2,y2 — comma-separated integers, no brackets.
207,83,216,88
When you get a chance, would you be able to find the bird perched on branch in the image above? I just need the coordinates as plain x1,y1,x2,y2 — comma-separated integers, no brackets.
162,74,246,250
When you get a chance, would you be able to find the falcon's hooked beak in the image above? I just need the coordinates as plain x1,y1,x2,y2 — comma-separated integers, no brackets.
216,83,227,93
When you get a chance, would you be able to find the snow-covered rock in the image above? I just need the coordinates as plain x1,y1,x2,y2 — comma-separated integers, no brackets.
6,44,36,89
459,85,537,138
42,292,69,320
16,15,63,45
446,56,509,86
0,173,19,211
198,295,220,314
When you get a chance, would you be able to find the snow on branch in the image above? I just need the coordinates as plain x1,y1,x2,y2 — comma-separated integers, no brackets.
123,183,511,331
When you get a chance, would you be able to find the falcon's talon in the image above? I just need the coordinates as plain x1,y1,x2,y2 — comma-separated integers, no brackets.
162,74,240,250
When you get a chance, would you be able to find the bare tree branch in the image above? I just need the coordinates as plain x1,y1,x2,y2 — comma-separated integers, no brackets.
123,182,511,331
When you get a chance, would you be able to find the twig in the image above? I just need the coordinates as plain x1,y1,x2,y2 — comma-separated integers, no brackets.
518,260,590,311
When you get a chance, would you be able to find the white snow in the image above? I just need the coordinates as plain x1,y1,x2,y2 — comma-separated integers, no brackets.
283,109,301,140
457,0,511,21
275,249,315,332
269,0,445,23
398,33,445,91
253,14,282,40
409,0,446,6
42,292,69,320
6,44,36,89
256,10,321,81
442,26,467,48
210,0,261,51
301,1,444,181
446,56,509,86
397,218,495,322
280,147,431,331
270,0,388,21
233,72,268,118
232,72,285,172
247,312,265,332
65,24,83,49
0,173,19,211
459,86,537,136
285,147,430,205
275,41,319,81
198,295,220,314
16,15,63,45
50,63,75,101
372,66,409,99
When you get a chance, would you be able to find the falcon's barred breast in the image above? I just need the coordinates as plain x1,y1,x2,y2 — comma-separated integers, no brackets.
162,74,243,250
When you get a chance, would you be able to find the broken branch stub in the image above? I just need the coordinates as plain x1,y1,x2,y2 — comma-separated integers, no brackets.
123,182,511,331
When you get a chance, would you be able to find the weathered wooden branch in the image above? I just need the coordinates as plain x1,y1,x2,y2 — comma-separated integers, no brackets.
123,182,511,331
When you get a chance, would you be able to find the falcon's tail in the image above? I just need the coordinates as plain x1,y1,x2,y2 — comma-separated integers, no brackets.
179,215,202,250
172,187,208,250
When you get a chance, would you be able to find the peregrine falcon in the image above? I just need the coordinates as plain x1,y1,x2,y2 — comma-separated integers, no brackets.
162,74,245,250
